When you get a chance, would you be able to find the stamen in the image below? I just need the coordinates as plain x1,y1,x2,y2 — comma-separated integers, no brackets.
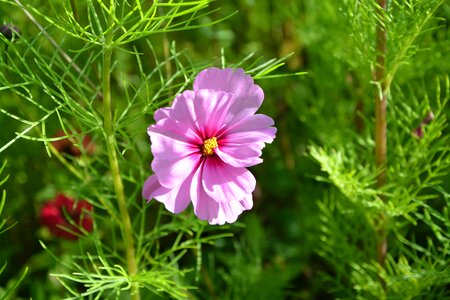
201,137,218,156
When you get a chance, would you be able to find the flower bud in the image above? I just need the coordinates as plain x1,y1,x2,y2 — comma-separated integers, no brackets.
0,23,21,41
412,111,434,139
51,130,96,157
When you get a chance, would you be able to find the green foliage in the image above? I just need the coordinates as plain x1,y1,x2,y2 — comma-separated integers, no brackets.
301,0,450,298
0,161,28,300
198,215,298,300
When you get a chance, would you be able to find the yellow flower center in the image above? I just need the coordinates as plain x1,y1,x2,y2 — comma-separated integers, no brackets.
201,137,218,156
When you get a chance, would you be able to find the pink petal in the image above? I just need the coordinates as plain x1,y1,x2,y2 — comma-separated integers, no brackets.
221,114,276,141
209,200,250,225
213,114,276,167
142,175,161,201
191,90,235,138
224,128,277,146
202,156,256,203
149,116,201,145
152,153,201,188
190,162,218,221
154,175,193,214
214,146,263,168
154,107,170,122
149,127,199,158
221,114,277,145
148,123,202,188
153,90,205,137
190,163,252,225
142,175,192,213
166,90,198,131
193,68,264,124
240,194,253,210
150,89,236,145
158,89,234,139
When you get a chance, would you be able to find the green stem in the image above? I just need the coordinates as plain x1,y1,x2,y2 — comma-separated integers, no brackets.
102,2,140,299
375,0,388,294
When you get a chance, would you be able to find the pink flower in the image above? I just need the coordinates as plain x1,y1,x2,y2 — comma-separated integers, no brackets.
142,68,276,225
40,194,93,240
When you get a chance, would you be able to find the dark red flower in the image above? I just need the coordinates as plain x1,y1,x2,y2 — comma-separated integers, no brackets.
40,194,93,240
51,130,95,157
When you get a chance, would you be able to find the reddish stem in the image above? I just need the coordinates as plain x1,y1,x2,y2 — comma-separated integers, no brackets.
374,0,388,293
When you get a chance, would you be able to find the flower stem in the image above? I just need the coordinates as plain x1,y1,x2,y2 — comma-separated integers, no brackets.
374,0,388,293
102,2,139,299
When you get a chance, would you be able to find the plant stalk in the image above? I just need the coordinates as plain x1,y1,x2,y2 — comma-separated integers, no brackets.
102,2,140,299
375,3,387,184
374,0,388,293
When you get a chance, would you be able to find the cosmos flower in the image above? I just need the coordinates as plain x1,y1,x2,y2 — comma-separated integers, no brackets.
142,67,276,225
40,194,93,240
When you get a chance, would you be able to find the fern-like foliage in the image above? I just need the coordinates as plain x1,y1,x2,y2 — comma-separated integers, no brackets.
303,0,450,298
